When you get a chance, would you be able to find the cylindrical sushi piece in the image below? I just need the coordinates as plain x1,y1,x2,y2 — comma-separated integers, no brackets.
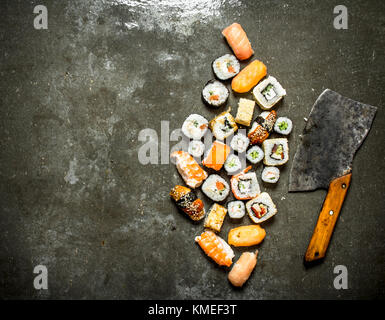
255,110,277,133
170,185,205,221
262,138,289,166
224,154,242,174
204,203,227,233
201,174,230,202
228,225,266,247
253,76,287,110
181,114,209,140
228,250,258,287
222,23,254,61
246,192,277,223
202,140,231,171
195,230,234,267
202,80,229,108
247,110,277,145
209,108,238,141
171,151,208,188
246,146,264,164
188,140,205,158
212,54,240,80
230,133,250,153
231,60,267,93
274,117,293,135
227,200,245,219
261,166,280,183
230,166,260,200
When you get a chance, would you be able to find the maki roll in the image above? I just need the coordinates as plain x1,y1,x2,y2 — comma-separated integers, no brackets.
209,108,238,140
262,138,289,166
248,110,277,145
246,192,277,224
230,166,260,200
253,76,286,110
235,98,255,127
204,203,227,233
201,174,230,202
227,201,245,219
261,166,280,183
224,154,242,174
202,80,229,108
274,117,293,135
202,140,231,171
170,185,205,221
182,114,208,140
246,146,264,164
230,133,250,153
188,140,205,158
212,54,240,80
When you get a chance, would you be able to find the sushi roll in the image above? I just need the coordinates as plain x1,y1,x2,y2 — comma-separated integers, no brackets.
171,151,208,188
212,54,240,80
170,185,205,221
201,174,230,202
222,23,254,61
230,133,250,153
274,117,293,135
261,166,280,183
182,114,208,140
224,154,242,174
232,60,267,93
202,140,230,171
253,76,286,110
188,140,205,158
248,110,277,145
227,201,245,219
246,146,264,164
209,108,238,140
204,203,227,233
235,98,255,127
262,138,289,166
202,80,229,108
230,166,260,200
195,230,234,267
246,192,277,224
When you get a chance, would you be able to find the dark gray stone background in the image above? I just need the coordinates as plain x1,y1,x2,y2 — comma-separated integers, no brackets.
0,0,384,299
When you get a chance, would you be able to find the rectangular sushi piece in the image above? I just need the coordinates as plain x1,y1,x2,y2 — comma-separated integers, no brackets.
209,108,238,141
235,98,255,127
253,76,286,110
202,140,231,171
262,138,289,166
248,110,277,145
246,192,277,224
204,203,227,233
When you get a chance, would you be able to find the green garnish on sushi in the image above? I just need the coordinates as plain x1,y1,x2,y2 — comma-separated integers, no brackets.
250,150,259,159
193,120,199,127
278,121,288,131
228,159,236,167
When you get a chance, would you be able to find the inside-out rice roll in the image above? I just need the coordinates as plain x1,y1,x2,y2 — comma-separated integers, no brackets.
230,166,260,200
182,114,208,140
246,192,277,223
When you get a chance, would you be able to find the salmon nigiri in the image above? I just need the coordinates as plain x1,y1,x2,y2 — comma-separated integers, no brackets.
171,151,208,188
222,23,254,61
202,140,231,171
195,230,234,267
232,60,267,93
228,225,266,247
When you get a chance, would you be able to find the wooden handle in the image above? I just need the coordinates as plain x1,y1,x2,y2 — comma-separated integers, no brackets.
304,173,352,263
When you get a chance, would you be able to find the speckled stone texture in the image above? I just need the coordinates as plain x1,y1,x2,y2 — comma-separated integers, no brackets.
0,0,384,299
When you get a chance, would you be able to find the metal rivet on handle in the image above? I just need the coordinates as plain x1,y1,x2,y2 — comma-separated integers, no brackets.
342,183,346,189
329,210,334,216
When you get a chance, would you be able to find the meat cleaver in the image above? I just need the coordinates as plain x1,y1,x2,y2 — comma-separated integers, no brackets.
289,89,377,263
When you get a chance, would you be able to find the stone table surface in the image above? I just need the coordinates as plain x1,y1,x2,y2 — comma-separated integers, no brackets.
0,0,384,299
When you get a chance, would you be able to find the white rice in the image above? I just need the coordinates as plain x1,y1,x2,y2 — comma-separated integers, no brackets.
246,146,264,164
227,201,245,219
224,154,242,174
210,110,238,141
261,166,280,183
262,138,289,166
202,80,229,107
182,114,208,140
188,140,205,157
212,54,240,80
201,174,230,201
274,117,293,135
246,192,277,223
231,170,260,200
252,76,286,110
230,133,250,153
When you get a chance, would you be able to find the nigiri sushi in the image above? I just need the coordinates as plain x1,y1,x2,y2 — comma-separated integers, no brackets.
228,250,258,287
222,23,254,61
228,225,266,247
171,151,208,188
170,185,205,221
202,140,231,171
232,60,267,93
195,230,234,267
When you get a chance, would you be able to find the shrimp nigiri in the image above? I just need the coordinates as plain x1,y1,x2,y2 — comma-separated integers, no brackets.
222,23,254,61
231,60,267,93
195,231,234,267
